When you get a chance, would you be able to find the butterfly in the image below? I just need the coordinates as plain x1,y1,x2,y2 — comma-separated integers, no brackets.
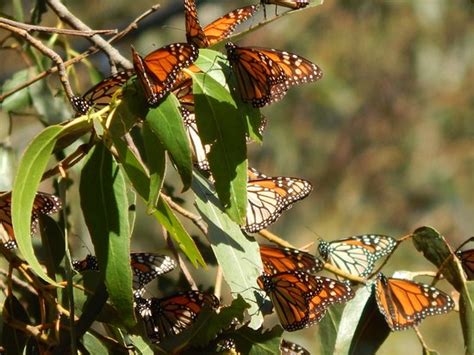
131,43,199,106
374,273,455,331
257,271,354,331
72,253,177,297
261,0,309,18
225,42,322,108
455,237,474,280
244,168,313,233
280,339,310,355
0,191,62,249
185,0,258,48
71,70,134,115
135,291,219,343
259,244,323,274
318,234,397,278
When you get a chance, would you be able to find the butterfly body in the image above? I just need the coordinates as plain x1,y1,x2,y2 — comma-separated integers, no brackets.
72,70,133,115
374,273,455,331
72,253,176,297
318,234,397,278
257,271,354,331
136,291,219,343
185,0,258,48
0,191,62,249
225,42,322,108
262,0,309,10
245,168,313,233
132,44,199,106
260,244,323,274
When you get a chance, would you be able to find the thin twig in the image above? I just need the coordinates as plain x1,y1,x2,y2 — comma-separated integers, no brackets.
258,229,293,248
0,17,117,37
0,268,39,295
162,193,208,235
0,4,159,102
46,0,131,70
0,22,75,101
164,228,198,290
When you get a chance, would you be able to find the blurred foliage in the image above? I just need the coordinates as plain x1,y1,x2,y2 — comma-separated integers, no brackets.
0,0,473,354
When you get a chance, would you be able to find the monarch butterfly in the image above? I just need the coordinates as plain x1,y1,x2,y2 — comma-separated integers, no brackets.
131,43,199,106
135,291,219,343
455,237,474,280
185,0,259,48
72,253,176,297
318,234,397,278
257,271,354,331
261,0,309,18
244,168,313,233
374,273,455,331
260,244,323,274
71,70,134,115
0,191,62,249
179,107,211,171
225,42,322,108
280,339,310,355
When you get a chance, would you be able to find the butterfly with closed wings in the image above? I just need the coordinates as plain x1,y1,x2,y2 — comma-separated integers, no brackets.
71,70,134,115
185,0,258,48
260,244,323,275
0,191,62,249
455,237,474,280
72,253,177,297
244,168,313,233
225,42,322,108
318,234,397,278
257,271,354,331
374,273,455,331
132,43,199,106
135,291,219,343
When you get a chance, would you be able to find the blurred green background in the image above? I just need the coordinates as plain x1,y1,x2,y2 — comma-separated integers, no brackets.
1,0,473,353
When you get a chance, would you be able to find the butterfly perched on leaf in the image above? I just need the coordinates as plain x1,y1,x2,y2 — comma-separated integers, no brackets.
259,244,323,275
71,70,134,115
132,43,199,106
244,168,313,233
0,191,62,249
455,237,474,280
135,291,219,343
280,339,310,355
318,234,397,278
72,253,176,297
225,42,322,107
374,273,455,331
257,271,354,331
185,0,259,48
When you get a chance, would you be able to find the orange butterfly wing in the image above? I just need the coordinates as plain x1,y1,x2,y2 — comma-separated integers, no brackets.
375,273,455,331
259,244,323,274
184,0,209,48
132,44,198,106
457,249,474,280
72,70,133,115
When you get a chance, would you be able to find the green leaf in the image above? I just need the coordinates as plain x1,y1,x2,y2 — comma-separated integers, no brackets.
79,142,134,327
193,172,263,329
82,332,109,353
29,78,70,124
344,286,390,355
142,122,166,213
192,72,247,224
111,136,205,267
0,69,32,112
319,303,344,355
128,335,155,355
12,124,63,285
188,295,250,348
146,94,192,191
412,226,474,353
2,295,29,354
233,326,283,355
412,226,465,290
